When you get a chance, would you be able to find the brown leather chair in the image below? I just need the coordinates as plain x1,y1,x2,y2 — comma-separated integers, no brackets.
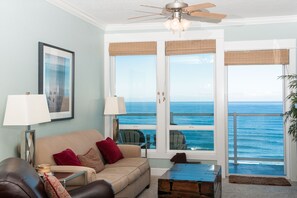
0,157,114,198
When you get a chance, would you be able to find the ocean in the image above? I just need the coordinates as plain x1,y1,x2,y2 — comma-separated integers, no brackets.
119,102,284,163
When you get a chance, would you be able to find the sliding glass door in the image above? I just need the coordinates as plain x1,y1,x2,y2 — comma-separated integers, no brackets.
227,65,285,176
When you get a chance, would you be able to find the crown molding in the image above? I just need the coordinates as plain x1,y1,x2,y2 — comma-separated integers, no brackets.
45,0,297,33
46,0,106,30
105,15,297,32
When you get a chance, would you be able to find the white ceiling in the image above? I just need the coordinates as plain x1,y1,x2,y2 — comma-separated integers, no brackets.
48,0,297,28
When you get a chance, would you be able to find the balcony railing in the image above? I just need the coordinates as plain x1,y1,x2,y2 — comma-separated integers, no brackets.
229,112,283,164
119,112,284,164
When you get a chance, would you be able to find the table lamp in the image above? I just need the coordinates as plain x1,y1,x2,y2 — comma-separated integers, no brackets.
104,96,126,142
3,93,51,166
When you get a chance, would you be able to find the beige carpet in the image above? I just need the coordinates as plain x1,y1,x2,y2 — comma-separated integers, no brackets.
229,175,291,186
137,176,297,198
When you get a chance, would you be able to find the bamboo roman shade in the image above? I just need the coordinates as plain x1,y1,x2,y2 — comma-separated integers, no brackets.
109,42,157,56
225,49,289,65
165,40,216,55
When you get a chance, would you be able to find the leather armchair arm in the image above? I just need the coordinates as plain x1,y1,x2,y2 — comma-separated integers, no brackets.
50,165,96,184
69,180,114,198
118,144,141,158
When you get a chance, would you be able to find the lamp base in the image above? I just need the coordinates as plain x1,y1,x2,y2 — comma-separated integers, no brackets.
113,118,119,142
20,129,35,167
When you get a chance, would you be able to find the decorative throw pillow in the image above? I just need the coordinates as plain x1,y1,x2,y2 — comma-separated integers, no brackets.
96,137,124,164
77,148,104,173
53,148,82,166
43,173,71,198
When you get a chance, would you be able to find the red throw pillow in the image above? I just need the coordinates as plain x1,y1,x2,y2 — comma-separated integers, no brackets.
53,148,81,166
44,173,71,198
96,137,123,164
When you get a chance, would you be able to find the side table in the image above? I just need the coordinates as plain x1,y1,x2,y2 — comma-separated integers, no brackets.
53,171,87,188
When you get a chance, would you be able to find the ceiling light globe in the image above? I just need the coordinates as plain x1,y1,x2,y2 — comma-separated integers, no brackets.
171,18,180,31
181,19,191,31
164,20,171,30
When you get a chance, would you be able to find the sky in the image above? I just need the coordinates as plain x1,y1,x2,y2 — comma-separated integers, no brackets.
116,55,283,102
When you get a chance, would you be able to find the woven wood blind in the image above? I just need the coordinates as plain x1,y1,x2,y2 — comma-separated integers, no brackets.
109,42,157,56
225,49,289,65
165,40,216,55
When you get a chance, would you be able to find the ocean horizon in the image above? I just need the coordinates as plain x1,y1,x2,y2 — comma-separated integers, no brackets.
119,101,284,164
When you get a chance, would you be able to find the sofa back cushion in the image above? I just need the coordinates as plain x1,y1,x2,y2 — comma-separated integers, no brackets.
35,129,104,165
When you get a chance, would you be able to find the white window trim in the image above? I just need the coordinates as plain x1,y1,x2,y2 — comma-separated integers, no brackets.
104,30,226,177
224,39,297,181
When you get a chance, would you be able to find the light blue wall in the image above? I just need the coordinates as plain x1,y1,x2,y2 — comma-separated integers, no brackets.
0,0,104,161
224,22,297,41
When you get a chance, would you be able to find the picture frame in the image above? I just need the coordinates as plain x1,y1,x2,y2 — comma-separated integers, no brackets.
38,42,74,121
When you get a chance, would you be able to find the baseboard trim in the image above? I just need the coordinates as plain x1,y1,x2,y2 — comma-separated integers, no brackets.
151,168,169,176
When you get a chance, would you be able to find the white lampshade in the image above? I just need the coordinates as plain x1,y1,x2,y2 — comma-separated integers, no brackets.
104,96,126,115
3,94,51,126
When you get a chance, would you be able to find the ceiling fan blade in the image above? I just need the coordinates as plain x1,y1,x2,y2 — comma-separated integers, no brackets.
129,16,169,23
183,3,215,13
134,10,164,15
140,5,163,9
128,14,164,20
190,11,226,20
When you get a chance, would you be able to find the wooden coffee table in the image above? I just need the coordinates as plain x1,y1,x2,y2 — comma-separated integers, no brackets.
158,164,222,198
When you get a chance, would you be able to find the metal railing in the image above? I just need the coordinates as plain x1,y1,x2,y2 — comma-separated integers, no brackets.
120,112,284,164
229,112,283,164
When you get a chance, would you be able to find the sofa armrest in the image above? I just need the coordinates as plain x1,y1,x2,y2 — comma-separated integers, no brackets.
50,165,96,184
118,144,141,158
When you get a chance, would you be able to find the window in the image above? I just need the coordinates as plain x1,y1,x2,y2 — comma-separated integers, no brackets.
115,55,157,149
168,54,215,150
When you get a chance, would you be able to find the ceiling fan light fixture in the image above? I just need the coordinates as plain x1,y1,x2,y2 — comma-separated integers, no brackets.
164,18,191,33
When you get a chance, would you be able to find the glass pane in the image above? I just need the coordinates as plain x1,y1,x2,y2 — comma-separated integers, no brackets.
169,130,214,151
169,54,214,126
228,65,285,176
116,55,156,125
118,129,156,150
228,114,284,161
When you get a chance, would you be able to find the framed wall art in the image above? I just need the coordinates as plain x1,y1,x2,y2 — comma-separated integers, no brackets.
38,42,75,121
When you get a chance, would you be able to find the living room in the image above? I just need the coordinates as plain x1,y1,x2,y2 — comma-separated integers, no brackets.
1,0,297,197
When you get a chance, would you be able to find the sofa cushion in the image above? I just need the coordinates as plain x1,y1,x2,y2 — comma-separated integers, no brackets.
96,137,123,164
105,158,150,174
77,148,104,173
104,167,140,184
53,148,81,166
44,174,71,198
96,173,128,194
96,166,141,194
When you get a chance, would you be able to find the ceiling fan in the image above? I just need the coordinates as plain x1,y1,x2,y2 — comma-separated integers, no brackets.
129,1,226,32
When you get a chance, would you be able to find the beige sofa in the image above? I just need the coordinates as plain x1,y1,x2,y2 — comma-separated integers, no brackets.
35,129,150,198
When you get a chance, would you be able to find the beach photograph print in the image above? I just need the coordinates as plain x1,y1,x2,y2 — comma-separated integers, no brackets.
38,43,74,121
